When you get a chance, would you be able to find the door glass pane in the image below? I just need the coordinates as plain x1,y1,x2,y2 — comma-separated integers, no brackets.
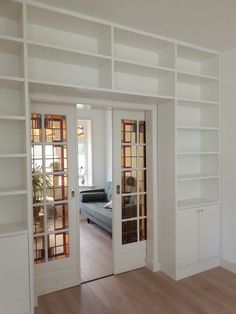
48,232,69,261
122,195,137,219
139,218,147,241
44,115,67,143
120,118,147,245
139,121,146,144
33,206,44,234
47,204,68,232
31,113,70,264
45,144,68,172
139,194,147,217
122,170,137,194
139,170,146,193
34,236,45,264
139,146,146,168
31,114,42,143
122,220,137,244
46,174,68,202
121,120,137,144
121,145,137,168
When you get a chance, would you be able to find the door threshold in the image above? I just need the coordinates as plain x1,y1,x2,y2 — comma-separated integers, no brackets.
81,273,114,285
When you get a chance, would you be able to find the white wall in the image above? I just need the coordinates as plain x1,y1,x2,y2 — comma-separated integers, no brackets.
222,48,236,270
78,108,107,188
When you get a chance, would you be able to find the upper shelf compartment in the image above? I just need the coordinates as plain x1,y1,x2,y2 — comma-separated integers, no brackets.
0,38,24,78
28,43,112,89
114,28,175,69
177,45,220,78
0,0,23,39
27,5,112,57
114,60,175,97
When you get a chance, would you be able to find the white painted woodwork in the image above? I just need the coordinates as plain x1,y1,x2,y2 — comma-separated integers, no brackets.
0,234,30,314
0,38,24,78
0,1,222,310
199,205,219,260
113,110,147,274
0,0,23,39
32,103,80,296
176,208,199,267
177,205,219,268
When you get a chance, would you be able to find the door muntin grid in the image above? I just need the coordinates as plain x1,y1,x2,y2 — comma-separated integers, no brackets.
120,119,147,245
32,114,70,264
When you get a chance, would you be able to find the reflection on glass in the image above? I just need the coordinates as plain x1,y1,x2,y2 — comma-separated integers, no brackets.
139,146,146,168
122,195,137,219
121,145,137,169
139,170,146,193
122,170,137,194
48,232,69,261
47,204,68,232
139,121,146,144
121,120,137,144
46,174,68,202
139,194,147,217
44,115,67,143
122,220,137,244
34,236,45,264
31,114,42,143
33,206,44,234
139,218,147,241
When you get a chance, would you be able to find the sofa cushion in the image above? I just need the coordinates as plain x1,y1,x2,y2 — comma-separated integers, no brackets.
105,181,112,202
81,192,107,202
81,202,112,227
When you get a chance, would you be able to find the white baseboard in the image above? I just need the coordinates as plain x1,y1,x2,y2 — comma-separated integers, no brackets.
146,258,160,272
176,257,219,280
159,263,176,280
220,258,236,274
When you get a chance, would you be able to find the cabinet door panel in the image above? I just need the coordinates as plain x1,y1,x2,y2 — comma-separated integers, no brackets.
200,205,219,260
0,234,30,314
176,208,199,267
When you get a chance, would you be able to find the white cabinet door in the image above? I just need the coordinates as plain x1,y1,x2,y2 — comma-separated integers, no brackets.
0,234,30,314
176,208,199,267
199,205,219,261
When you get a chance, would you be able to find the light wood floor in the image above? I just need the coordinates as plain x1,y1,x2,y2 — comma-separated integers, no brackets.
80,214,113,282
35,267,236,314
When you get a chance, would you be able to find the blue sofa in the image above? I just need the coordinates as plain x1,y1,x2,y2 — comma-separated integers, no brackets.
80,182,112,234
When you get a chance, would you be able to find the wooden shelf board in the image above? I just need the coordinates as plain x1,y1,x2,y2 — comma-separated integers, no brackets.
27,40,112,61
0,221,28,238
177,152,219,156
177,175,219,181
114,57,175,73
0,154,27,158
177,198,219,210
0,187,27,196
177,97,220,105
177,70,219,81
29,79,175,104
177,126,219,131
0,115,25,121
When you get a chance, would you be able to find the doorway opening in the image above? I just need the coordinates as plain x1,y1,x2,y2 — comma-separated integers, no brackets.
77,106,113,282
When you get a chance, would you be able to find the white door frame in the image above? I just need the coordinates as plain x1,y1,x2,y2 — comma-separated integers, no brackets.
30,93,159,280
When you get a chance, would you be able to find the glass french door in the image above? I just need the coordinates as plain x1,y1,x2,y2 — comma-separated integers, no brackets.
113,110,147,274
31,103,80,296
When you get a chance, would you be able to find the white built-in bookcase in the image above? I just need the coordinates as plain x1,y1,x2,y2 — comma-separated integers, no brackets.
0,0,221,311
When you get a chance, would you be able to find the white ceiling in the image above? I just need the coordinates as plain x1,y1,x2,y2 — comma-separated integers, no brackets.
37,0,236,52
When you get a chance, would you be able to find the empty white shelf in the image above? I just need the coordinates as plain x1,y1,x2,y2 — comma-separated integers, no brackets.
0,187,27,196
177,198,219,210
0,221,28,238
